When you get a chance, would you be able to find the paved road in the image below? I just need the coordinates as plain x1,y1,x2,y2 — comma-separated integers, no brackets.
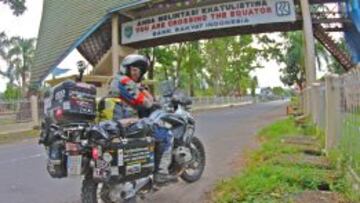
0,101,287,203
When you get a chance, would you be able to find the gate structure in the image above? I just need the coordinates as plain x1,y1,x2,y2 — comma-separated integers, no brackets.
31,0,360,118
31,0,359,81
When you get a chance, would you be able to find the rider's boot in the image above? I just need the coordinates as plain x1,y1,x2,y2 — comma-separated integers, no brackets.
154,143,177,184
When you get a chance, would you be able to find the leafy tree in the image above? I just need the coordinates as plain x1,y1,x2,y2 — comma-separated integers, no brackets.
272,86,285,96
255,34,284,62
0,0,26,16
278,32,306,90
141,45,177,94
228,36,263,95
0,32,8,57
142,42,205,96
141,35,280,97
3,84,21,101
203,37,231,95
161,43,188,90
0,32,17,85
204,36,263,96
279,32,307,90
181,41,204,96
279,30,346,90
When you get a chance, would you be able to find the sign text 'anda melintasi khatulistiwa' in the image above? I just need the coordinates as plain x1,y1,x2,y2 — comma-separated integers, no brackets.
121,0,296,44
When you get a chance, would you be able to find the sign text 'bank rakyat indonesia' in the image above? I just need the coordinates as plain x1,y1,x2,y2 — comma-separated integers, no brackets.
121,0,296,44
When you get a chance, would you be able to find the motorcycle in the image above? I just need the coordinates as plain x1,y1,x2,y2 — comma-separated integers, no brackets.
39,65,206,203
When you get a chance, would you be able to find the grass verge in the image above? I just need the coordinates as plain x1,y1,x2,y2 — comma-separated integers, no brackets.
0,130,39,145
212,117,352,203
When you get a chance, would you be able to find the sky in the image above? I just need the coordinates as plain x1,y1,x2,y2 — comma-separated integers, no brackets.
0,0,85,92
0,0,302,93
0,0,43,92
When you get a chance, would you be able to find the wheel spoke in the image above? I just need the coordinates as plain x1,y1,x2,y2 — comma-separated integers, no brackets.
184,147,202,174
192,161,200,168
180,137,205,183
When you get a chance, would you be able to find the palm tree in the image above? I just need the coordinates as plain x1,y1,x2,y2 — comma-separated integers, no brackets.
0,32,7,57
0,32,15,85
6,37,36,96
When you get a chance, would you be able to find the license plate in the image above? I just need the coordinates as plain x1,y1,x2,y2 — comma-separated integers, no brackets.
67,155,82,175
66,143,79,152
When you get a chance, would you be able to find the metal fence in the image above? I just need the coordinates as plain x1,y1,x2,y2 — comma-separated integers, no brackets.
307,66,360,177
339,69,360,176
0,95,257,131
0,94,279,134
191,96,254,109
0,100,32,125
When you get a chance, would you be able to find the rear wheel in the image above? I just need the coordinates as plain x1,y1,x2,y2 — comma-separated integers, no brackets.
180,136,206,183
81,177,100,203
81,177,136,203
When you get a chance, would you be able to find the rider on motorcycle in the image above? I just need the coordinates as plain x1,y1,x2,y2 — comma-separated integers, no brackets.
110,54,177,184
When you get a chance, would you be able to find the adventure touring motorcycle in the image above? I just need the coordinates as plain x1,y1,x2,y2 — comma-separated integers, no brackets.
39,63,206,203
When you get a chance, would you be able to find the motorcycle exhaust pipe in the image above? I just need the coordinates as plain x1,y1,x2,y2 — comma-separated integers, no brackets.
109,177,152,202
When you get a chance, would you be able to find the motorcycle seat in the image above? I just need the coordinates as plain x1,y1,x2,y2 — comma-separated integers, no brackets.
124,119,152,138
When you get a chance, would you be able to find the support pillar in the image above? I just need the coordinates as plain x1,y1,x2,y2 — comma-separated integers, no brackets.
311,83,321,125
300,0,317,116
30,95,39,126
325,74,341,151
304,87,311,116
112,14,120,77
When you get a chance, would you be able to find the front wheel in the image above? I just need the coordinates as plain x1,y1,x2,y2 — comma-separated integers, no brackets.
180,136,206,183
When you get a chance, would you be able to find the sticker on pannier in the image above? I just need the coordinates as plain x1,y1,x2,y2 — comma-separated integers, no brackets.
126,163,141,175
118,149,124,166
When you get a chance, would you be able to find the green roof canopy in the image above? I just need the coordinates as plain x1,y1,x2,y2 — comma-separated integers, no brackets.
31,0,144,84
